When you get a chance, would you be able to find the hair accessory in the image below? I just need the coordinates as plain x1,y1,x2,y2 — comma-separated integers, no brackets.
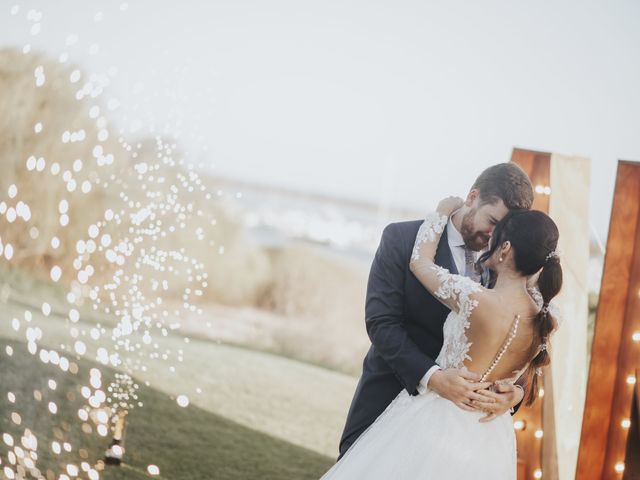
545,250,559,262
536,368,543,377
541,304,549,315
540,343,548,352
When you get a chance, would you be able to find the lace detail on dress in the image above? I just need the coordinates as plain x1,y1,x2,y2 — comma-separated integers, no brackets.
410,212,448,261
432,265,481,317
431,265,482,369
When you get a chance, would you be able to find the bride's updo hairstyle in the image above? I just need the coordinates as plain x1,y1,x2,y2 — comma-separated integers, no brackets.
477,210,562,405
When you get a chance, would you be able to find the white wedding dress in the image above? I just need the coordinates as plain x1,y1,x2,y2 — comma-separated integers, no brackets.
321,266,520,479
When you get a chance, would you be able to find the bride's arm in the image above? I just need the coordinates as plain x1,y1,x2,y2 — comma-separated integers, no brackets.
409,197,484,313
409,197,496,409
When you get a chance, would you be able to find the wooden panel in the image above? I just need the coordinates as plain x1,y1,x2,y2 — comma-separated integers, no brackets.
511,148,551,480
622,374,640,479
576,161,640,479
548,153,591,480
518,461,527,479
511,148,552,213
604,200,640,478
542,367,559,480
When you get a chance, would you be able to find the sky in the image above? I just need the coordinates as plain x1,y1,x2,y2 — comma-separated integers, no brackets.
2,0,639,242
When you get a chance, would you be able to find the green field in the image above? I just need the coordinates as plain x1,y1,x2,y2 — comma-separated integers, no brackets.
0,266,359,478
0,295,357,457
1,337,335,479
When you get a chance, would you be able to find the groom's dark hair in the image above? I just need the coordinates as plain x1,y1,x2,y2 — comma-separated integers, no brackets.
472,163,533,210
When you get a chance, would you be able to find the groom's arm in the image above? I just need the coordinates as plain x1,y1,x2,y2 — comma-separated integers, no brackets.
365,223,435,395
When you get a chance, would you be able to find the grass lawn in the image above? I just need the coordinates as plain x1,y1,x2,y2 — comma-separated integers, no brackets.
0,298,357,457
1,338,335,479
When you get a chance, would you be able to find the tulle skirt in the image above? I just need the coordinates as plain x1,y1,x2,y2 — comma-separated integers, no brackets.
321,390,516,479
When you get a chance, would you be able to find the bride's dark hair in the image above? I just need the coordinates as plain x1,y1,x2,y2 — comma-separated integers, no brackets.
477,210,562,405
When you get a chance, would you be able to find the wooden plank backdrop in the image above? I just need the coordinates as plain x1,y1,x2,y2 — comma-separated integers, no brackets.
511,148,552,480
576,160,640,479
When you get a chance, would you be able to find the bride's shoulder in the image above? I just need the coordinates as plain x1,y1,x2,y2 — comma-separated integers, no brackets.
466,287,504,320
432,269,488,304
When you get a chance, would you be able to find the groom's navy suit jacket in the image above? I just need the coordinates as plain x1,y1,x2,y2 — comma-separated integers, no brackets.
339,220,471,458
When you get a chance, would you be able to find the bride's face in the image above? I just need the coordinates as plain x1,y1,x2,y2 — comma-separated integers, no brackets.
460,197,509,251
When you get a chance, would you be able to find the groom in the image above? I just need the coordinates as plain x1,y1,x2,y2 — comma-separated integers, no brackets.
338,163,535,458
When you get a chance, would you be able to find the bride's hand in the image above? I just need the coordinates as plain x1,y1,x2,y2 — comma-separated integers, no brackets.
436,196,464,217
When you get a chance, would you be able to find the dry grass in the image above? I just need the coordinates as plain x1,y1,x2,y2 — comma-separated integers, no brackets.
0,48,371,375
0,48,270,305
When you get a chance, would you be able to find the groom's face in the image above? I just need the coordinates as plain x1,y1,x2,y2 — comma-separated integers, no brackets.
460,196,509,251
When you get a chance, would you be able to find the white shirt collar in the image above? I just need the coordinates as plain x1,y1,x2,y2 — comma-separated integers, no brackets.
446,218,466,248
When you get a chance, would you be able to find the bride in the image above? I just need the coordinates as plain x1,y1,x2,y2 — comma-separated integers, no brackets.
321,197,562,479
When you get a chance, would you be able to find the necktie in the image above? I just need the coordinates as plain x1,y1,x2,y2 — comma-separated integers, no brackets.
463,246,481,283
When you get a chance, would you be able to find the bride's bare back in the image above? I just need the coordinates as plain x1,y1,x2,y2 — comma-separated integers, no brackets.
464,288,541,383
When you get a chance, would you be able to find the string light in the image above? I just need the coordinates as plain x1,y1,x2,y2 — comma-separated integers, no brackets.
621,419,631,429
533,468,543,478
534,429,544,439
614,462,625,473
632,331,640,342
538,388,545,398
626,375,637,385
513,420,526,431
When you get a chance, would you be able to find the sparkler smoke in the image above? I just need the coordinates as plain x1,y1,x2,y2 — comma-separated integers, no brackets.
0,4,232,478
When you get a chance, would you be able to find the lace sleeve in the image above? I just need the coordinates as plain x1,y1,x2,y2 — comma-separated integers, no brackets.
431,265,482,316
410,211,448,262
410,212,482,317
409,212,483,315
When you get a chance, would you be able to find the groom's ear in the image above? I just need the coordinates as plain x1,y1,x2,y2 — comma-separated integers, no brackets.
465,189,480,206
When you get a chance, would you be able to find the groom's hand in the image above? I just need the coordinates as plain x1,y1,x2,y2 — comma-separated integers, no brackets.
473,384,525,422
428,369,492,412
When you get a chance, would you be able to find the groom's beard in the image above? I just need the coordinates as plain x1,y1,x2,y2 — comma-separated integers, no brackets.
460,209,491,251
